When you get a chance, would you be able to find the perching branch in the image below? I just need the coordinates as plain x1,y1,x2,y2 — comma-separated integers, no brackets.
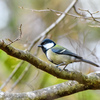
0,40,100,88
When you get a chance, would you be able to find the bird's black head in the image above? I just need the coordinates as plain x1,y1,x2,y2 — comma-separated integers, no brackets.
38,39,56,53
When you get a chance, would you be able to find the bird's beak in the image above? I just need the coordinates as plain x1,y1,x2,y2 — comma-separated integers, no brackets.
38,45,42,47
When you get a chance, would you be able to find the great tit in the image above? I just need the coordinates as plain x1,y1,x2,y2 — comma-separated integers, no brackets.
38,38,99,69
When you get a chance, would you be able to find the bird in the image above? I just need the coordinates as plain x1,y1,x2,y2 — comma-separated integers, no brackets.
38,38,99,70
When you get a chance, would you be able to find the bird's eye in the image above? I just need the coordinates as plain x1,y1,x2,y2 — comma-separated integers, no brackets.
42,42,46,45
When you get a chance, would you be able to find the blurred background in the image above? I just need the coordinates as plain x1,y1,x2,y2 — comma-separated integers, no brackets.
0,0,100,100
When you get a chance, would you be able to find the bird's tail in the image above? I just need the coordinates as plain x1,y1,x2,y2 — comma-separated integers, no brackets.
81,59,100,67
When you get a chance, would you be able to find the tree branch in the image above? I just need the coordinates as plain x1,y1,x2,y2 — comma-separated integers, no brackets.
0,40,100,88
0,81,87,100
0,73,100,99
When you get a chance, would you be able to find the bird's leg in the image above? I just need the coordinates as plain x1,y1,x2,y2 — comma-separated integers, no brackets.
56,63,65,71
63,64,68,71
56,63,64,68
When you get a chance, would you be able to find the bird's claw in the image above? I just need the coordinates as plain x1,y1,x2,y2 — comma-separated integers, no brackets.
55,65,62,71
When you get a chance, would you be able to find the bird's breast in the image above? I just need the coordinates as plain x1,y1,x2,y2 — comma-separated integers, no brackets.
46,49,76,65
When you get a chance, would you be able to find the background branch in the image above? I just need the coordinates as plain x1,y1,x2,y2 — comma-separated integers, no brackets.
0,73,100,99
27,0,77,50
0,61,24,90
0,81,88,100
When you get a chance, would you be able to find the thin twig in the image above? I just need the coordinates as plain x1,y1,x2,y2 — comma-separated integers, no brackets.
0,61,24,91
73,5,100,21
78,8,100,23
7,24,22,45
89,25,100,27
21,70,39,91
19,6,63,15
78,39,100,62
20,6,100,20
73,4,83,16
8,64,31,92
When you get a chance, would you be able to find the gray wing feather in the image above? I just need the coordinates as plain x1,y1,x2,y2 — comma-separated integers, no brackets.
52,47,82,59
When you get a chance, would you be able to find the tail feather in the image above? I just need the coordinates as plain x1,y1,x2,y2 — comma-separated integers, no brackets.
81,59,100,67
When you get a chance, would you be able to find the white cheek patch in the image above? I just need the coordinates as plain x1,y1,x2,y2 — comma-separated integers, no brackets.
43,43,54,49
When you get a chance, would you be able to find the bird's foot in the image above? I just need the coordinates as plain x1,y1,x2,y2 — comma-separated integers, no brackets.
56,65,62,71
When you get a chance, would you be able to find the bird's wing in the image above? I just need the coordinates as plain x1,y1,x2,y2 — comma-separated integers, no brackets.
52,45,82,59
